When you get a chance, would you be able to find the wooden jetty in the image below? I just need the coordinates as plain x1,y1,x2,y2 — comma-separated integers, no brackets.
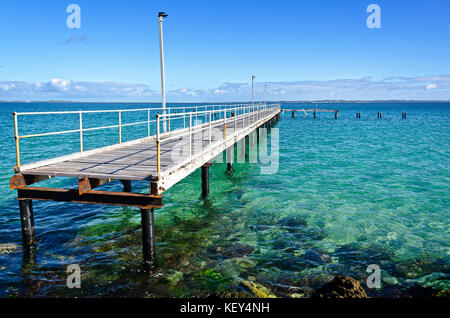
282,108,339,118
10,103,280,268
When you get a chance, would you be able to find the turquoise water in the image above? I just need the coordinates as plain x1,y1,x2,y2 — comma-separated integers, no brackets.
0,102,449,297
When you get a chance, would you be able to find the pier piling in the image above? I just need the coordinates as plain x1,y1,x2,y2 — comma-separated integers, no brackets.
201,164,210,197
19,199,35,247
140,207,155,269
120,180,132,192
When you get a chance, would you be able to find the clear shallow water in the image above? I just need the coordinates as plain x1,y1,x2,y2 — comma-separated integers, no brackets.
0,102,449,297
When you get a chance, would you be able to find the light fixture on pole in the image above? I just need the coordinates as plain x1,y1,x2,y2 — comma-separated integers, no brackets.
158,11,168,132
252,75,256,107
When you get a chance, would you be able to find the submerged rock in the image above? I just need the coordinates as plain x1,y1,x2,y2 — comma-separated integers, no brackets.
303,249,332,265
212,243,255,259
207,290,255,298
241,280,276,298
0,243,20,255
313,275,368,298
394,257,450,279
278,216,307,233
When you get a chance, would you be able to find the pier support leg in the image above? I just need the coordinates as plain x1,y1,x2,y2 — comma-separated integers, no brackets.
140,208,155,269
120,180,131,192
19,199,35,247
226,163,234,176
201,165,210,197
292,111,294,118
313,111,316,119
225,146,234,177
335,111,338,119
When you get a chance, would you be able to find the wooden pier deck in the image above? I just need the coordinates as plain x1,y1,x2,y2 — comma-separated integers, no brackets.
10,104,281,267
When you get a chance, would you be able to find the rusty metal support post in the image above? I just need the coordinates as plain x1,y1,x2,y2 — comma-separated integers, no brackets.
201,165,210,197
140,208,155,269
120,180,131,192
19,199,35,247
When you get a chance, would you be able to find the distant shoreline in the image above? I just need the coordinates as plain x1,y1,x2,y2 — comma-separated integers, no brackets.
1,100,449,104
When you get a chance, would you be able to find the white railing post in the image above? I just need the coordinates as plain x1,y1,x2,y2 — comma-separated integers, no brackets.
118,110,122,144
234,108,237,136
13,112,20,167
156,114,161,174
79,112,83,152
183,107,186,128
147,109,150,136
168,108,171,132
189,113,193,160
209,111,212,146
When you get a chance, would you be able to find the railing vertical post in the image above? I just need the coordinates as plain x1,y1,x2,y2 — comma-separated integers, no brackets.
189,113,192,160
156,114,161,174
209,111,212,146
168,108,171,132
147,109,150,136
13,112,20,167
234,107,237,133
118,111,122,144
183,107,186,128
223,109,226,140
79,112,83,152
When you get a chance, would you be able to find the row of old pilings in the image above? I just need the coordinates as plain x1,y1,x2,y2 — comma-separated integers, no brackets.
355,112,407,119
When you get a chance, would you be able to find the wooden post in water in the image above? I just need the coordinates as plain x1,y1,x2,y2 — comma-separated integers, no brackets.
226,146,234,176
140,207,155,269
334,111,338,119
19,199,35,247
201,164,210,197
120,180,131,192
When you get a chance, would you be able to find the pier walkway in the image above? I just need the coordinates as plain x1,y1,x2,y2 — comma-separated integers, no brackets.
10,103,280,267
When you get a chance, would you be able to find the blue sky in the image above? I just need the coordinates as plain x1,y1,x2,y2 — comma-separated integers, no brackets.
0,0,449,101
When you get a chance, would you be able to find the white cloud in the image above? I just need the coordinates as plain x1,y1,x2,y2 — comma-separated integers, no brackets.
0,75,449,101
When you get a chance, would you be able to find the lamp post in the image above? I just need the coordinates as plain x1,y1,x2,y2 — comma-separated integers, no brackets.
158,12,168,132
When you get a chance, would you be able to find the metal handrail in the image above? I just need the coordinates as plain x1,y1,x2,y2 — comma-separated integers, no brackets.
155,103,280,175
12,103,267,167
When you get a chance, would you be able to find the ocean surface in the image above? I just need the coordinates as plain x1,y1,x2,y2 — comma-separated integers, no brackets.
0,102,448,297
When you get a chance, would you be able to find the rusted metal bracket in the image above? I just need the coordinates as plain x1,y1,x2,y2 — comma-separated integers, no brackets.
17,187,163,209
78,177,112,195
10,174,52,189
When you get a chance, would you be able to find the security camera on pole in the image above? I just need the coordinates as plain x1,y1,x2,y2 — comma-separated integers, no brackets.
158,12,168,132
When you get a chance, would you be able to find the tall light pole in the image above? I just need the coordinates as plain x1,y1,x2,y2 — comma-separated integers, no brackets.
158,12,168,132
252,75,256,107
